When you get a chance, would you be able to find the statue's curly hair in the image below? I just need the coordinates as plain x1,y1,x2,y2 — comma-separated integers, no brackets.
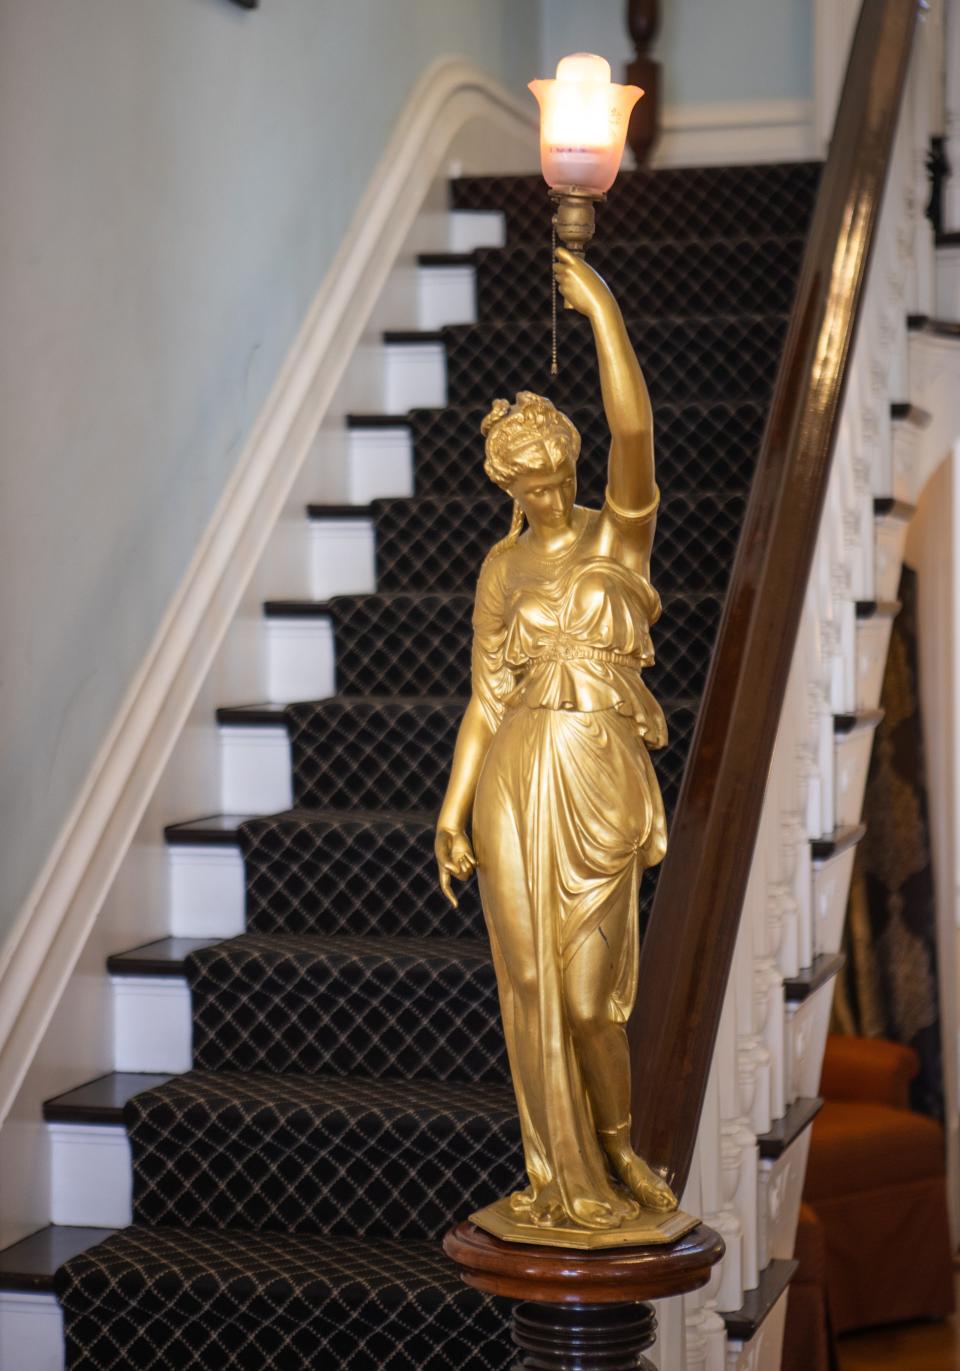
480,392,580,556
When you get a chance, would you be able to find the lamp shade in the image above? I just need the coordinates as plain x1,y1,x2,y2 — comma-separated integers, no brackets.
529,53,642,194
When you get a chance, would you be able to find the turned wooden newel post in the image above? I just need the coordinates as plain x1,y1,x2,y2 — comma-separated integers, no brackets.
444,1222,724,1369
625,1,661,165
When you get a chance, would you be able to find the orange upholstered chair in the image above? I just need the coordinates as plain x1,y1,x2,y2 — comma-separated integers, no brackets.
781,1203,833,1371
803,1034,955,1334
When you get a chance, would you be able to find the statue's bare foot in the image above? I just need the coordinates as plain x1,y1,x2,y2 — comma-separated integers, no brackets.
602,1139,678,1212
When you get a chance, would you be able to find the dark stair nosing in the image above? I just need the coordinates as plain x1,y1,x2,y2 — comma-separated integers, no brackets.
873,496,916,520
304,503,374,520
833,707,884,734
264,599,336,618
936,230,960,247
810,822,866,862
0,1225,117,1293
783,952,846,1003
722,1259,799,1341
44,1072,173,1123
756,1097,823,1159
346,413,412,429
107,937,221,977
383,330,446,345
164,813,256,845
855,598,900,619
216,703,288,726
165,806,443,849
889,401,932,427
417,252,476,268
906,315,960,340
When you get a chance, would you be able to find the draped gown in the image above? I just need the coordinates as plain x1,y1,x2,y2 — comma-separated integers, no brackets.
471,498,668,1231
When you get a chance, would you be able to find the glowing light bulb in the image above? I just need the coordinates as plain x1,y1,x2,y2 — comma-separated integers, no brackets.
529,53,642,194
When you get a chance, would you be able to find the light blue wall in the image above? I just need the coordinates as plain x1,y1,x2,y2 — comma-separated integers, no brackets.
539,0,811,105
0,0,538,941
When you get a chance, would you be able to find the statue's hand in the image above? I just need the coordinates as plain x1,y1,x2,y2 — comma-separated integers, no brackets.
435,827,477,908
554,246,613,319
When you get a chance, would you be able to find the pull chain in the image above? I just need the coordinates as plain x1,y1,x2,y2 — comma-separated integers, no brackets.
550,221,559,378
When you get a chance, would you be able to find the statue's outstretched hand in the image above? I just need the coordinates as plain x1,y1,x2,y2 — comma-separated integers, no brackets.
554,246,613,319
435,827,477,908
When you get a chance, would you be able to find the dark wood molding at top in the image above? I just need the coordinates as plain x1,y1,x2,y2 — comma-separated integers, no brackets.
627,0,921,1197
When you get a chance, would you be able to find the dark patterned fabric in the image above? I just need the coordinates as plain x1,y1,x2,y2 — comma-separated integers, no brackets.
410,400,765,501
373,491,746,595
126,1071,522,1239
240,808,487,939
56,159,818,1367
837,567,944,1119
186,932,509,1083
321,590,723,700
55,1226,512,1370
451,161,821,244
284,697,463,812
474,236,805,323
442,313,787,409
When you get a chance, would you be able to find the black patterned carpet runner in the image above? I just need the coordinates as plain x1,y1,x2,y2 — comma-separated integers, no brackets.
54,161,819,1368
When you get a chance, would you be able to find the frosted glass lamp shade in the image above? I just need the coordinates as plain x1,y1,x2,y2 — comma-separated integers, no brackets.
529,53,642,194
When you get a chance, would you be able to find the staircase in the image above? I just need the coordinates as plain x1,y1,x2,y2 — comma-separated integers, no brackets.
0,161,826,1369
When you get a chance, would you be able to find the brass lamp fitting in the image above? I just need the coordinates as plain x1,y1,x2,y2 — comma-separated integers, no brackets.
550,187,605,257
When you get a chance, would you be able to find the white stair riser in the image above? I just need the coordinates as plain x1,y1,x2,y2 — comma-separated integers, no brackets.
266,617,336,705
874,515,909,604
384,342,446,411
48,1124,131,1228
725,1289,788,1370
447,210,504,253
345,427,413,503
417,265,476,330
834,727,875,828
309,521,376,600
785,979,835,1103
812,845,858,958
221,726,293,815
0,1292,65,1371
856,616,895,710
759,1126,813,1265
935,245,960,321
112,976,192,1073
169,846,245,938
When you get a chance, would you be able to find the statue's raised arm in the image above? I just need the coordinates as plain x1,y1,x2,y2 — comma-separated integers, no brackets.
554,247,659,563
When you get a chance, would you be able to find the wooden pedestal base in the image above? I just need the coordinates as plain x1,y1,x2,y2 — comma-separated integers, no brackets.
444,1220,724,1370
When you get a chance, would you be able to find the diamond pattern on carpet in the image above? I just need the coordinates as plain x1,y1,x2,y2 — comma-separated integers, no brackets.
55,1226,512,1371
240,808,486,940
186,932,509,1083
372,491,746,596
441,313,787,410
126,1071,522,1240
409,399,766,502
474,235,805,323
285,697,463,812
451,161,821,244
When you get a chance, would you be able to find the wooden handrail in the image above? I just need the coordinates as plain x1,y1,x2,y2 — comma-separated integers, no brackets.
628,0,920,1196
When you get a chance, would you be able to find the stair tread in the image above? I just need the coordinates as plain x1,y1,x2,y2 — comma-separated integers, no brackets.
784,952,846,1003
44,1072,174,1121
0,1225,119,1293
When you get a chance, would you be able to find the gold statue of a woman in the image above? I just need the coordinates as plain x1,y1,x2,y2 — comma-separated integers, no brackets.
436,248,695,1249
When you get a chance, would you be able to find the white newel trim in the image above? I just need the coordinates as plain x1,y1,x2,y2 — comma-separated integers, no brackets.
0,59,537,1128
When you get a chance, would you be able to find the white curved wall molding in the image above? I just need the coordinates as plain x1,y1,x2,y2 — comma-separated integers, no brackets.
0,58,537,1130
650,100,815,169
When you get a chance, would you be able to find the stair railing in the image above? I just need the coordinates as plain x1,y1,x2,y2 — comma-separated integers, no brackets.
626,1,933,1336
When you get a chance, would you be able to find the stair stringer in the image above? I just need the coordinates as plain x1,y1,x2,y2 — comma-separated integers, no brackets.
0,58,537,1244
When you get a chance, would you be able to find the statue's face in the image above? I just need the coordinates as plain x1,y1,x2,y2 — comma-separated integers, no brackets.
510,456,577,530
